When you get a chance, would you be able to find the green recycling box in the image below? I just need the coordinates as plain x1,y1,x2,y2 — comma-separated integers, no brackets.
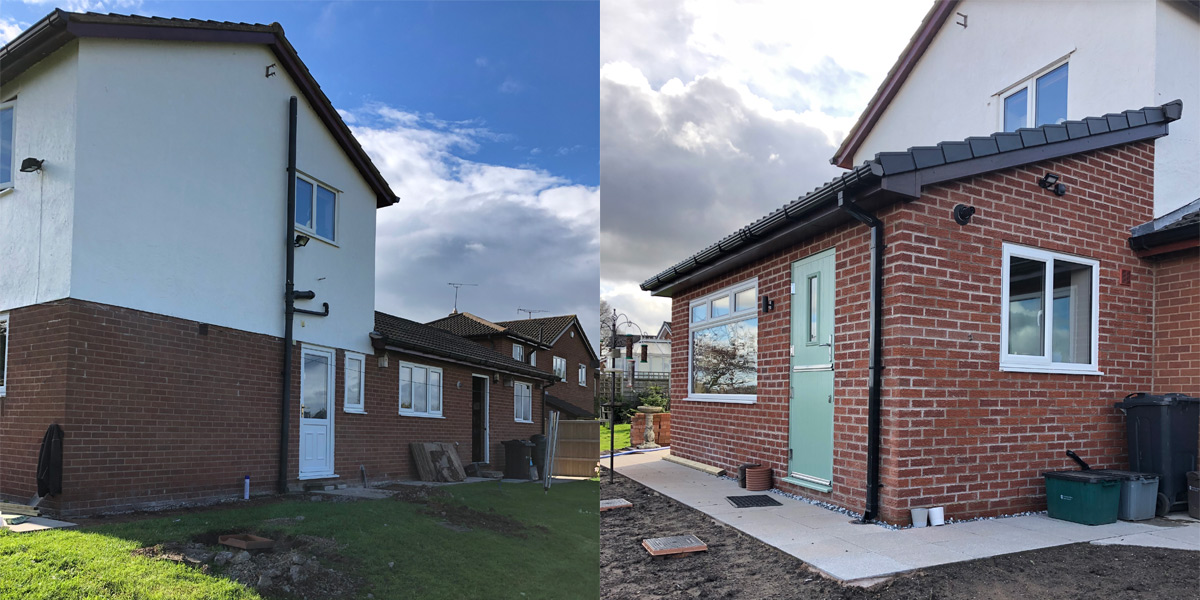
1044,470,1122,525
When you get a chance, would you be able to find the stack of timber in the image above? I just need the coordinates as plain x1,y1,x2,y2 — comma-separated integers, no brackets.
410,442,467,482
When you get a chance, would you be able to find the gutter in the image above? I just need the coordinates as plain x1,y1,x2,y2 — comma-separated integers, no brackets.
838,192,886,523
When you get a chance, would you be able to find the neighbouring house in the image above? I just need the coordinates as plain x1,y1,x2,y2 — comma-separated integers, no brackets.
370,313,557,467
832,0,1199,218
427,312,600,419
0,11,551,517
642,101,1197,524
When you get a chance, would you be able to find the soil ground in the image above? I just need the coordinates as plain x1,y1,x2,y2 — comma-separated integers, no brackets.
600,470,1200,600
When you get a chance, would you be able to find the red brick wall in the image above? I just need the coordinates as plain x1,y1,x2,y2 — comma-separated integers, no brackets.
669,142,1162,524
544,322,597,417
630,412,670,446
0,299,545,516
1151,249,1200,395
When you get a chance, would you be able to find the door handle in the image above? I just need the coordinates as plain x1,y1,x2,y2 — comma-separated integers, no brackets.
817,334,833,362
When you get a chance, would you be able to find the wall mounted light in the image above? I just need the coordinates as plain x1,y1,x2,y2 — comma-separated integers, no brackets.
953,204,976,226
20,158,44,173
760,295,774,313
1038,172,1066,196
294,234,310,247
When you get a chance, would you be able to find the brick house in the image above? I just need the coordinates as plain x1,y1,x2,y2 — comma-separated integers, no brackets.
641,101,1197,525
0,11,554,516
427,312,600,419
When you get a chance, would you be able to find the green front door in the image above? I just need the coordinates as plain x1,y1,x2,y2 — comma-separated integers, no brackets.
788,249,835,492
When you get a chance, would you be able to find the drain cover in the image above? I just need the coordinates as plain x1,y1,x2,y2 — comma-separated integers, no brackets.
726,494,782,508
600,498,633,511
642,534,707,556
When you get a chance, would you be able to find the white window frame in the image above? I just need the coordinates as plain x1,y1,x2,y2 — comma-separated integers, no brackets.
343,351,366,414
0,312,8,397
398,360,445,418
578,363,587,387
512,344,524,362
687,278,759,403
997,57,1070,132
552,356,567,381
513,381,533,423
999,243,1101,375
529,350,536,367
294,172,339,244
0,100,14,191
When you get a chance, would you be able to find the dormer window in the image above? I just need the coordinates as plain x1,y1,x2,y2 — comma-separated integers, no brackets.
513,344,524,362
295,174,337,242
1001,61,1068,132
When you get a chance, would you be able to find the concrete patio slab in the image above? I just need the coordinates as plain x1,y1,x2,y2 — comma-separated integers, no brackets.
611,451,1200,583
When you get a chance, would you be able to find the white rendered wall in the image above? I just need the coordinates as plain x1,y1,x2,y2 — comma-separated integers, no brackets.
0,42,78,313
851,1,1198,215
70,39,378,353
1154,1,1200,213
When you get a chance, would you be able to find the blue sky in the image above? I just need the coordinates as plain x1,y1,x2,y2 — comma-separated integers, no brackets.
2,0,601,343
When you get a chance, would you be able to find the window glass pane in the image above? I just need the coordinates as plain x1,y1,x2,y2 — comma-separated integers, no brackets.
808,275,819,343
1035,63,1068,126
315,185,336,240
0,107,12,186
429,370,442,413
413,367,428,413
691,318,757,395
1004,88,1028,132
0,319,7,388
302,353,329,419
1008,256,1046,356
734,288,756,312
295,178,313,229
711,296,730,318
346,358,362,408
399,366,412,409
691,304,706,323
513,345,523,361
1052,260,1091,364
579,364,586,385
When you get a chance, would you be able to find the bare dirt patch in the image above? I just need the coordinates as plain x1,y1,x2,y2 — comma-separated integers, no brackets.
600,469,1200,600
134,532,359,600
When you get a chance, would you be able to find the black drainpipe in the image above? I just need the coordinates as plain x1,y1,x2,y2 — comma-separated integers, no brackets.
278,96,298,495
838,192,885,522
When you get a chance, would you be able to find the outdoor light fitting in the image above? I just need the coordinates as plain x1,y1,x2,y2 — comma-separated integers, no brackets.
1038,172,1066,196
953,204,976,226
20,158,44,173
294,234,310,247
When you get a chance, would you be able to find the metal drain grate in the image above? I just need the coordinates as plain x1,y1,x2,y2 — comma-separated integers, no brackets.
726,494,782,508
642,534,708,556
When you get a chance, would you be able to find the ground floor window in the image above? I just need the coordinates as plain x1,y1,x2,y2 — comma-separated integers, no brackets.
688,280,758,400
344,352,365,413
0,312,8,396
514,381,532,422
1001,243,1099,374
399,360,443,417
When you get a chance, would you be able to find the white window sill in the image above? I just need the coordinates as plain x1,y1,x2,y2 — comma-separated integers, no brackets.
515,419,534,424
343,408,366,414
0,186,13,198
399,412,445,419
683,395,756,405
999,364,1103,376
298,473,338,481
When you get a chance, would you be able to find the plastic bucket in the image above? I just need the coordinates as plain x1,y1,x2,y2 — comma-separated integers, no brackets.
928,506,945,526
910,507,929,527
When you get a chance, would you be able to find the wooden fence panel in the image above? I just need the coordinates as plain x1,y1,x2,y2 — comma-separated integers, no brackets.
553,420,601,477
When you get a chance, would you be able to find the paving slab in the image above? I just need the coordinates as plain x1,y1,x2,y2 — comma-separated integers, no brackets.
612,451,1200,582
2,516,78,533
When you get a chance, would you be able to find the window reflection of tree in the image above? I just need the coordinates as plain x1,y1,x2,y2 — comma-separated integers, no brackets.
692,318,757,395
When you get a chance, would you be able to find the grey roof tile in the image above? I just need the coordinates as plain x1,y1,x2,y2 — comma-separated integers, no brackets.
909,146,946,169
994,132,1024,152
1043,124,1069,143
966,136,999,157
1085,117,1110,134
938,141,973,163
1017,128,1047,147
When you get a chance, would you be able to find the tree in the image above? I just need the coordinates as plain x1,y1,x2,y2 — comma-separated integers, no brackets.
599,299,615,360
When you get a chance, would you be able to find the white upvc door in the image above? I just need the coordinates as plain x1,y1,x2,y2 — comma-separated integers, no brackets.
299,346,336,478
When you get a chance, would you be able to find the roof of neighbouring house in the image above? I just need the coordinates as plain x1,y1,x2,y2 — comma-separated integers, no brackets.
544,394,595,419
642,101,1183,296
0,10,398,208
496,315,601,363
1129,198,1200,254
373,312,556,381
425,312,555,349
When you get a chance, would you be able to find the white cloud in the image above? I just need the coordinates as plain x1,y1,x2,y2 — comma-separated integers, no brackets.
499,77,523,94
20,0,143,13
0,17,26,45
344,104,599,342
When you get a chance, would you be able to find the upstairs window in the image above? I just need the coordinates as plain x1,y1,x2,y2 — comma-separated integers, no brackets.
553,356,567,381
513,344,524,362
1,101,13,189
1000,244,1099,374
1002,62,1068,132
578,363,587,386
295,174,337,242
688,280,758,401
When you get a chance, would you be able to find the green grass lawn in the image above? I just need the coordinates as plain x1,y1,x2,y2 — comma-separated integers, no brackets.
600,423,630,454
0,480,598,600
